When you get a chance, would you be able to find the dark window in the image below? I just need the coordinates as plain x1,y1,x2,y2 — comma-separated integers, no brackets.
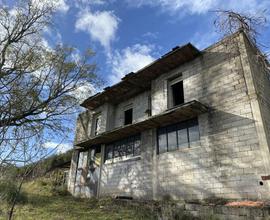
95,146,101,154
188,120,200,142
124,108,133,125
157,118,200,154
105,134,141,162
133,135,141,156
105,144,113,160
126,136,134,155
177,126,188,148
167,125,178,151
158,128,167,154
114,142,122,158
171,81,184,106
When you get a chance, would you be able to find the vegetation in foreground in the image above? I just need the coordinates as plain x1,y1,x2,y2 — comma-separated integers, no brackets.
0,178,158,220
0,176,212,220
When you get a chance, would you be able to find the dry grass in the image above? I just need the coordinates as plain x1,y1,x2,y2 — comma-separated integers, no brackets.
0,179,157,220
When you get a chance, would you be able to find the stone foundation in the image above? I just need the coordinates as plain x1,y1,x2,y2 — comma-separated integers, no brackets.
182,203,270,220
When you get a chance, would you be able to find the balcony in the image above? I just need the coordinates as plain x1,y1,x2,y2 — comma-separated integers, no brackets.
75,100,208,148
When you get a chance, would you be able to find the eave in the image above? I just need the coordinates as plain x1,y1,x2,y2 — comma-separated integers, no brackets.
76,100,208,148
81,43,201,110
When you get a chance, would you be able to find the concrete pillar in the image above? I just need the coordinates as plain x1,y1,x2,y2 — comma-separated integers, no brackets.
68,150,79,195
97,144,105,198
152,128,158,200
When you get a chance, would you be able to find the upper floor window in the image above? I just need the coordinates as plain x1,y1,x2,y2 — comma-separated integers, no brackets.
157,118,200,154
145,95,152,117
105,134,141,162
168,74,184,108
93,113,101,136
124,108,133,125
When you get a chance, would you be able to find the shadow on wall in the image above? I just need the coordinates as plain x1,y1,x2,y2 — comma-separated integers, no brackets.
97,48,267,201
99,130,153,199
75,111,93,144
73,41,269,201
97,109,262,202
166,43,268,201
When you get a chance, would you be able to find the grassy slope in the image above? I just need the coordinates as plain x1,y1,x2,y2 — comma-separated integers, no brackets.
0,179,156,220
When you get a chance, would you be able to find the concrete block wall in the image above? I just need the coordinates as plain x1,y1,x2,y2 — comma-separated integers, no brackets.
73,151,89,197
239,33,270,195
242,34,270,153
68,150,79,193
99,129,154,199
151,33,270,200
69,32,270,201
74,90,151,144
113,90,150,128
183,203,270,220
74,110,93,144
74,104,109,144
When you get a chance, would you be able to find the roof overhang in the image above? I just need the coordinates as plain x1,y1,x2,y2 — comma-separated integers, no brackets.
76,100,208,148
81,43,201,109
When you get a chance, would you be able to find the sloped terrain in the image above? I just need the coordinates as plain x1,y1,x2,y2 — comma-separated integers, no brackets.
0,178,158,220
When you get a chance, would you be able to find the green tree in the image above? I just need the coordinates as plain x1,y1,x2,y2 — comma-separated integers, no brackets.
0,1,99,218
0,0,98,166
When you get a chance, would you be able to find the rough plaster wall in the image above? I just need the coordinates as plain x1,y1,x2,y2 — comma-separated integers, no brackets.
152,34,269,200
99,129,153,199
113,90,150,128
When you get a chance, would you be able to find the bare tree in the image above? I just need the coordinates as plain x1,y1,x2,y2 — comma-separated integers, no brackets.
0,0,98,168
213,9,270,71
7,145,54,220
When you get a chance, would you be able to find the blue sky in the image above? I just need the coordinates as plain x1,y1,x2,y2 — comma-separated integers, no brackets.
21,0,270,153
47,0,270,86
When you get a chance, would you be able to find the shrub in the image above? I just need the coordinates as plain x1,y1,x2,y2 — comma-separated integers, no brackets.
51,185,69,196
0,180,27,204
37,179,49,186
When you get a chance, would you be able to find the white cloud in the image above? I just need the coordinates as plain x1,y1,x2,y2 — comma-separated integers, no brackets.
68,49,96,102
142,32,158,39
75,9,120,50
109,44,155,84
89,0,106,5
32,0,69,13
125,0,216,14
43,27,63,47
54,0,69,13
44,141,72,154
71,82,96,103
75,0,113,8
125,0,270,16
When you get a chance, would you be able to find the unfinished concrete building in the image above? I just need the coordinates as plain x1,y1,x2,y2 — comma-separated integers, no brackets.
68,31,270,201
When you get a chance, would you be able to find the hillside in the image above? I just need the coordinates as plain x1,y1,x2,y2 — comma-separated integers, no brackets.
0,178,160,220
